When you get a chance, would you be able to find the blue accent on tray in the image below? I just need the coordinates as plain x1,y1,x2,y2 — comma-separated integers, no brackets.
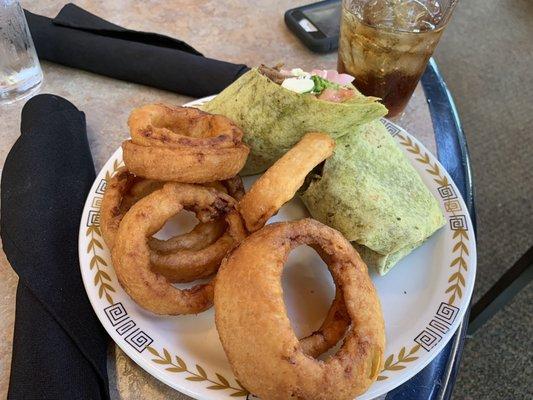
385,58,476,400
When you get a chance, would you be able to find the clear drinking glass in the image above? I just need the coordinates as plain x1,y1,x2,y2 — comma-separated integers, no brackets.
338,0,458,117
0,0,43,105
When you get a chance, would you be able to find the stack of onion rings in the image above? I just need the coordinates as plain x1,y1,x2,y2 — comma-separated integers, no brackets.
237,132,335,232
101,167,245,284
112,183,247,315
215,219,385,399
123,104,249,183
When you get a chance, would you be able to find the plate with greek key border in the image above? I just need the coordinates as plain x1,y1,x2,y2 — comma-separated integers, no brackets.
79,96,476,399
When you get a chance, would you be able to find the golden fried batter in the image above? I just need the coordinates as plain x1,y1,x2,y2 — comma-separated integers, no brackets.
112,183,246,315
215,219,385,399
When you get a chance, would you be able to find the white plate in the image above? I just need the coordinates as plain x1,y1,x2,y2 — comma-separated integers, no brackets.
79,96,476,400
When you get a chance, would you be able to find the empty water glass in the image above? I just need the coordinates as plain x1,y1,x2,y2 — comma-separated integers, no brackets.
1,0,43,105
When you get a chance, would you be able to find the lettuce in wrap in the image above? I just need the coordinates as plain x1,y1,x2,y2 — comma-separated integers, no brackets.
301,120,446,275
202,67,387,175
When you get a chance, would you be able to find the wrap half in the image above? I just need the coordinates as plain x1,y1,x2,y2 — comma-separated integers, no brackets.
202,68,387,175
301,120,446,275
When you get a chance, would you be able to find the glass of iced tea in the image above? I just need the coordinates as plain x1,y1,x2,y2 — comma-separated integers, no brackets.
338,0,458,117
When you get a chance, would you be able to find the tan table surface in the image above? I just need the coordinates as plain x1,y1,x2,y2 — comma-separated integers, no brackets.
0,1,436,399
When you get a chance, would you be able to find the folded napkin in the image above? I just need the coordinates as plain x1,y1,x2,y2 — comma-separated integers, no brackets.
25,3,249,98
1,95,109,399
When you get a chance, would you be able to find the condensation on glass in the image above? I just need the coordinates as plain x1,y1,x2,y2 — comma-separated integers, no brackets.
338,0,457,117
1,0,43,104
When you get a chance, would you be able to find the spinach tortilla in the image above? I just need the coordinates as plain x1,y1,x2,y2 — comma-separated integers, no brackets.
202,68,387,175
301,120,445,275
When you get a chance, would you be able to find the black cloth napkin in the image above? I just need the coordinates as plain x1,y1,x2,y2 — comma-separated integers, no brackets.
25,3,249,98
1,95,109,399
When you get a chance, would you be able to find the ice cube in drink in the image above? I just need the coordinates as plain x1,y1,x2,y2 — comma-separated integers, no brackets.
359,0,443,32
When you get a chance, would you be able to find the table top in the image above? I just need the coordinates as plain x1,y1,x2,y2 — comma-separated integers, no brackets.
0,1,436,399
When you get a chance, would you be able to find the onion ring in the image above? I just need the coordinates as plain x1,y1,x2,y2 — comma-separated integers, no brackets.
148,219,227,253
214,219,385,399
299,289,351,358
100,167,242,248
150,210,247,283
237,132,335,232
147,177,245,283
101,168,245,282
148,176,245,254
112,183,246,315
234,131,346,357
100,167,163,250
123,104,249,182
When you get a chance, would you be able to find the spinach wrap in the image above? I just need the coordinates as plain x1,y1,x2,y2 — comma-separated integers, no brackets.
301,120,446,275
202,67,387,175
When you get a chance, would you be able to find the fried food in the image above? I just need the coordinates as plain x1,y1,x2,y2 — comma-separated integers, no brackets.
148,176,245,254
148,219,226,253
101,167,220,251
237,132,335,232
150,210,247,283
147,176,245,283
112,183,246,315
101,168,245,283
123,104,249,182
214,219,385,400
299,289,350,358
100,167,163,250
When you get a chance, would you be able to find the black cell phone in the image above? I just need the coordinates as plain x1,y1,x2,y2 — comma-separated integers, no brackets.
284,0,342,53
